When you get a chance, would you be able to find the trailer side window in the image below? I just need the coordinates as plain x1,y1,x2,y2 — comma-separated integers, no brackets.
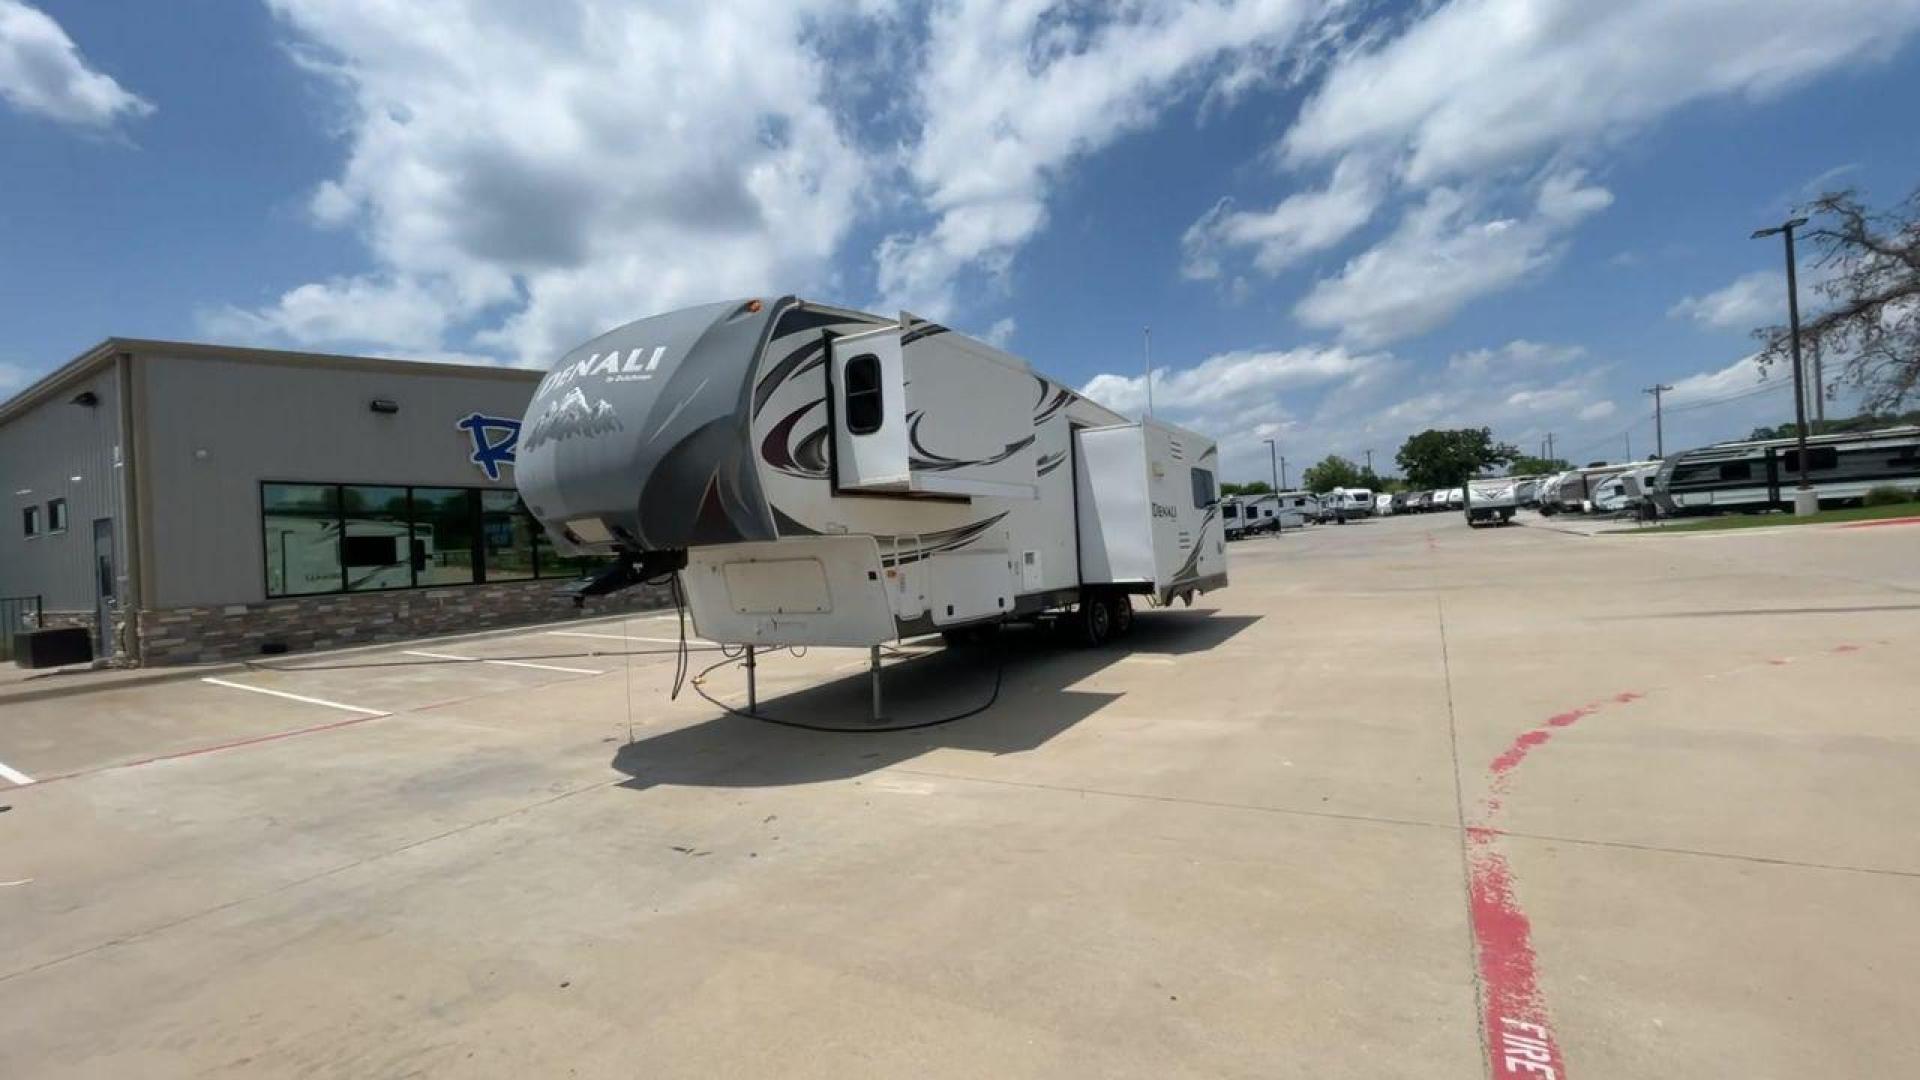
1190,467,1216,509
1718,462,1752,481
843,353,883,435
1781,446,1838,472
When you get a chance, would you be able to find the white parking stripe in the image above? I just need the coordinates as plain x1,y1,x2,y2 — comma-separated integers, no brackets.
402,649,603,676
0,759,35,786
548,630,710,646
201,677,387,716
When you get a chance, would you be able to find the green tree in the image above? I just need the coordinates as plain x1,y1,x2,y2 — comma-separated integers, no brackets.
1302,454,1363,493
1395,428,1519,490
1506,455,1570,476
1748,409,1920,441
1220,480,1274,497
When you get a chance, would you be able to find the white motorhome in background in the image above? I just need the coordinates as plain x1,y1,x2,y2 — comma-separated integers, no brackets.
516,296,1230,658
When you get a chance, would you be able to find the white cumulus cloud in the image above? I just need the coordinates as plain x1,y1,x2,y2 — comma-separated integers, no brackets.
1182,154,1381,279
0,0,153,129
876,0,1333,317
220,0,881,365
1294,171,1612,346
1189,0,1920,343
1668,271,1782,331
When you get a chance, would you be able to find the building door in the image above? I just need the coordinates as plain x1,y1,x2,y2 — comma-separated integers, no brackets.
93,518,115,657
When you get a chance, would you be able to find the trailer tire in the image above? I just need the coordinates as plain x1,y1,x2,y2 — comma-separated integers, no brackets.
1108,595,1134,637
1078,595,1114,647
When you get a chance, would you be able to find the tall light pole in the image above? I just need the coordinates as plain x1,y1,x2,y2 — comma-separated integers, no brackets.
1143,327,1154,417
1280,455,1288,490
1364,448,1374,474
1752,217,1814,513
1809,337,1826,425
1643,383,1672,458
1264,438,1281,533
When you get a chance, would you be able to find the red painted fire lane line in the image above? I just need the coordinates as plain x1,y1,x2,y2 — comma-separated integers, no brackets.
1467,692,1648,1079
1464,645,1880,1077
1838,515,1920,528
1469,832,1566,1080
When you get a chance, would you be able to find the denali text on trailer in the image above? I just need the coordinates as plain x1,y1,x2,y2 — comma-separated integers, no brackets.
514,297,1229,713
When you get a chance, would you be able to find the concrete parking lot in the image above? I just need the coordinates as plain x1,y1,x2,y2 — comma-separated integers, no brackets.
2,512,1916,1078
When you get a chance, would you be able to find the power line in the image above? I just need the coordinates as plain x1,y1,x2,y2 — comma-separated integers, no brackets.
1661,379,1791,415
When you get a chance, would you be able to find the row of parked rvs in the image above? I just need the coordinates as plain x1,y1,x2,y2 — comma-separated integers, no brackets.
1490,424,1920,521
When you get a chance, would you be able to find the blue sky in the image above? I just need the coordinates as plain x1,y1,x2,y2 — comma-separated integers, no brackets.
4,0,1919,483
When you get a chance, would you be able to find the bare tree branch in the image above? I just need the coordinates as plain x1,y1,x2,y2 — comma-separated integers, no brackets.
1753,187,1920,412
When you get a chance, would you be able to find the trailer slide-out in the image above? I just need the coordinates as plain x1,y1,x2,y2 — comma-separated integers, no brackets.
515,297,1229,665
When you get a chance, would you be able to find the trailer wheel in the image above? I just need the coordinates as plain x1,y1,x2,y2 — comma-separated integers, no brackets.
1078,595,1114,646
1108,595,1134,636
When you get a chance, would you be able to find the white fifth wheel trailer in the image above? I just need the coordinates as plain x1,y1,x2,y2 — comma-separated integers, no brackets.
515,297,1228,674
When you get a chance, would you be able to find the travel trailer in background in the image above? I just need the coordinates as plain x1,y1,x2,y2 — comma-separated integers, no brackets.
516,297,1230,694
1649,426,1920,516
1224,493,1281,539
1274,490,1318,527
1326,488,1376,518
1463,477,1518,526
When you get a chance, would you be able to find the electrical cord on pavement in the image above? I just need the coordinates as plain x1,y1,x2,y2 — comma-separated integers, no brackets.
689,623,1008,733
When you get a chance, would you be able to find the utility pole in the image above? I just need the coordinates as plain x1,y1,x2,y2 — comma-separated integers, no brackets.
1625,432,1632,461
1280,456,1288,490
1143,327,1154,418
1752,217,1814,512
1364,448,1374,474
1643,383,1672,458
1543,432,1555,463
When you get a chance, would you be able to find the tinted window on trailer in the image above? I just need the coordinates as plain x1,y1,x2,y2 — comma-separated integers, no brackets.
22,505,40,537
844,353,883,434
1718,462,1752,481
1781,446,1839,472
48,498,67,532
1191,467,1216,509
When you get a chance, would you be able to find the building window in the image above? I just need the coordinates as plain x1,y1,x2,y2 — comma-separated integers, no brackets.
342,485,412,591
480,490,536,582
47,498,68,533
843,353,883,434
409,487,478,587
1190,467,1216,509
22,505,40,537
264,482,597,597
263,483,343,596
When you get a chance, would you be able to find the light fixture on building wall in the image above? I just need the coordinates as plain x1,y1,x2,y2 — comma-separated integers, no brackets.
71,391,99,407
370,398,400,414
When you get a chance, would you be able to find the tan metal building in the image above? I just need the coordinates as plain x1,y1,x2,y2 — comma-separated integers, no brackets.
1,339,652,665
